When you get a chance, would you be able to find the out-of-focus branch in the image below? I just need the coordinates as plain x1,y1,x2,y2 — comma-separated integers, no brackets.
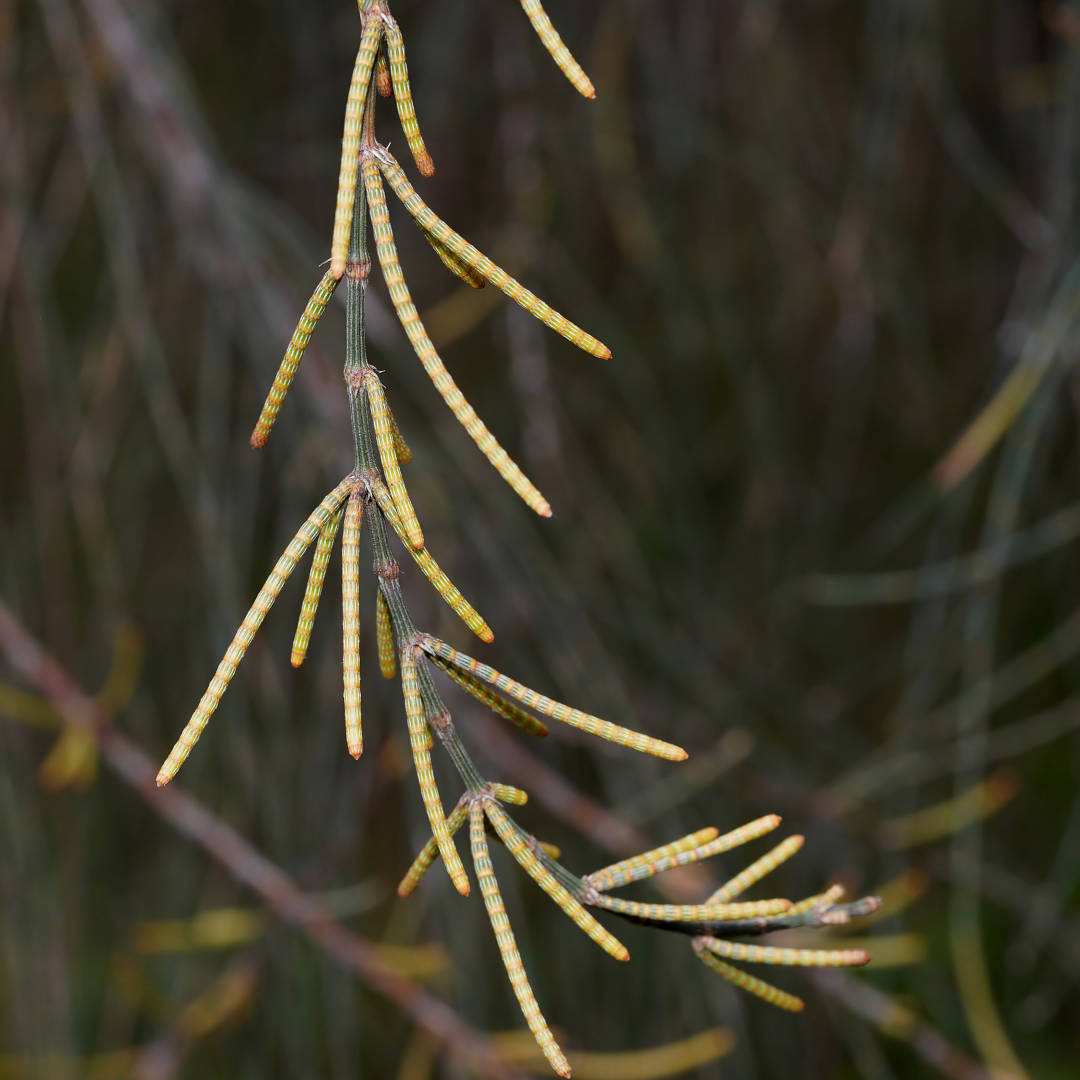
811,970,1009,1080
0,600,518,1080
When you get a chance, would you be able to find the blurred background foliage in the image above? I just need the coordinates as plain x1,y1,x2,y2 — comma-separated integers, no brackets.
2,0,1079,1076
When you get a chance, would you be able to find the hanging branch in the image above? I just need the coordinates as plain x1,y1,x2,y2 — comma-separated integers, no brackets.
150,2,880,1072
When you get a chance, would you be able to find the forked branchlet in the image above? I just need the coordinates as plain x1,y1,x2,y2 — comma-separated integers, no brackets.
157,477,353,786
581,818,881,1015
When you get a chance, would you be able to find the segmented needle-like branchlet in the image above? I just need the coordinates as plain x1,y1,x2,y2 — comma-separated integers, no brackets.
157,477,354,786
581,818,880,1014
519,0,596,99
165,6,876,1072
419,634,687,761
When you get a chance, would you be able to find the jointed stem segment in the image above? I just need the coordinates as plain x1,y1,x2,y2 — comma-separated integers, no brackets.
401,645,470,895
370,479,494,643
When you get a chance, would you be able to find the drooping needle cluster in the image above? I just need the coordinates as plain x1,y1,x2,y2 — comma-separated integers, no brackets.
248,1,608,523
157,3,876,1075
581,817,881,1015
400,801,880,1074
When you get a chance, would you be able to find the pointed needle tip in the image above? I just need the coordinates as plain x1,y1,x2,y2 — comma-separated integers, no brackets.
479,629,495,644
249,433,267,450
599,346,612,359
290,656,304,669
155,772,169,787
349,748,363,760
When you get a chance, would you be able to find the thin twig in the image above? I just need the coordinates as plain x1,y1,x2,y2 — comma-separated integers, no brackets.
0,600,518,1080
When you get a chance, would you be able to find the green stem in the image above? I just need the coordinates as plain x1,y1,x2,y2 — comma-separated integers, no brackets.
345,94,487,796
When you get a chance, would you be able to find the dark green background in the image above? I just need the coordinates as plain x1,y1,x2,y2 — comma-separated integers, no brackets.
2,1,1078,1076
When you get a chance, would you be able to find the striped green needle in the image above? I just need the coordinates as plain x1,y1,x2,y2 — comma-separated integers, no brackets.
693,944,805,1013
430,652,548,737
397,801,469,898
291,506,344,667
419,635,686,761
785,884,846,917
470,802,570,1077
382,13,434,176
586,827,720,892
589,894,791,923
250,271,338,449
364,367,423,549
520,0,596,98
158,477,353,786
341,489,364,759
698,936,869,969
331,14,383,279
486,800,629,962
401,645,469,895
362,155,552,517
708,835,805,905
370,480,493,643
375,589,397,679
377,149,612,359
